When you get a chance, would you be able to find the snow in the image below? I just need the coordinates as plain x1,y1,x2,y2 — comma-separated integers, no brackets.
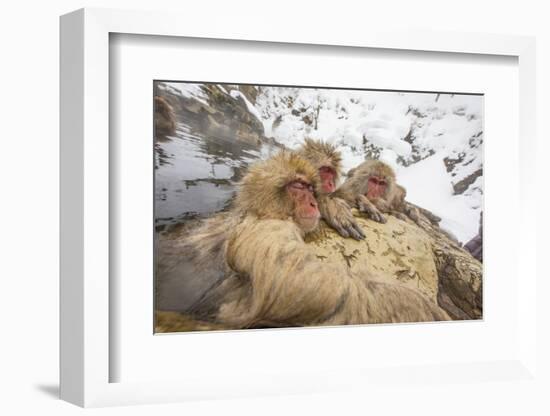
395,156,481,243
358,119,413,157
217,84,229,95
229,90,261,120
230,90,273,137
163,82,210,107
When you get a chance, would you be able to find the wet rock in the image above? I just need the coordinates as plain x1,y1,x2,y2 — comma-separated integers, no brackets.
452,167,483,195
154,96,177,139
236,85,259,104
464,212,483,263
155,311,226,332
155,82,271,147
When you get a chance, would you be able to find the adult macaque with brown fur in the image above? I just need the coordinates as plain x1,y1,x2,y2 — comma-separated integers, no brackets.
297,139,365,240
157,152,450,328
154,96,176,137
336,159,421,224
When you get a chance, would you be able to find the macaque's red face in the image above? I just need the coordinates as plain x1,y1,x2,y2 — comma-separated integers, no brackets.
366,176,387,200
319,166,336,194
287,178,321,232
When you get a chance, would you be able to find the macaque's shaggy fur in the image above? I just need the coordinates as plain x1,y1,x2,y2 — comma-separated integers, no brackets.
296,138,343,184
157,152,450,328
337,159,421,224
233,151,320,222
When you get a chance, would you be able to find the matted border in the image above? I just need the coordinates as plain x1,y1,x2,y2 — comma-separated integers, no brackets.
60,7,536,407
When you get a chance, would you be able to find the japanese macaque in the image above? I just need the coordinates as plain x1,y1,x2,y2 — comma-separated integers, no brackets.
154,96,176,137
156,152,450,328
336,160,421,224
297,139,365,240
464,212,483,262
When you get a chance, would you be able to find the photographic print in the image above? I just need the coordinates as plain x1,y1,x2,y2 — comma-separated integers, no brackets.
154,81,483,333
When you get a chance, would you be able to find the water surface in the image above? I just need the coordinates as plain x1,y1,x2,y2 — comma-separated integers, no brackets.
154,113,276,230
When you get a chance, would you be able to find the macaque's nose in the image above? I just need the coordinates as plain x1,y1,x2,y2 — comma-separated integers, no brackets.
309,196,318,209
325,181,335,192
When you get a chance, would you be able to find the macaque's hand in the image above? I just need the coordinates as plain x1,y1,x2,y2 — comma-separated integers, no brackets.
357,195,387,224
319,196,366,240
372,197,392,213
404,204,421,224
393,212,409,222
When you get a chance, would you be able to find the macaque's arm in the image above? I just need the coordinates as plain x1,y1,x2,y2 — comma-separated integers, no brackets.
371,197,392,213
333,187,386,224
224,218,369,326
318,195,365,240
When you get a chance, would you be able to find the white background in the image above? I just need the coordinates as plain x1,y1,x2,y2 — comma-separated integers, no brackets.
1,1,548,415
112,34,517,383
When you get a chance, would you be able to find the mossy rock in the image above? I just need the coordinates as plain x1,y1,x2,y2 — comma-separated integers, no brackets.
155,310,229,333
306,213,439,303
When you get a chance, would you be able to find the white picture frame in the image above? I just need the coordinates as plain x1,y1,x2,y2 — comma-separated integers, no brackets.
60,7,538,408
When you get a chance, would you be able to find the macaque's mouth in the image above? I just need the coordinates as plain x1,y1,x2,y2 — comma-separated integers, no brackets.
322,183,336,193
299,213,321,220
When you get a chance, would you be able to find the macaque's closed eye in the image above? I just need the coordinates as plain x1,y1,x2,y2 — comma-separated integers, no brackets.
369,177,387,186
288,180,315,193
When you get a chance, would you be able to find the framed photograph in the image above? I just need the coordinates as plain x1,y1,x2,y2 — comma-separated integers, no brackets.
60,8,538,408
153,80,483,334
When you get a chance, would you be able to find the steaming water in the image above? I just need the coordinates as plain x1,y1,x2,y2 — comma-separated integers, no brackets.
154,115,275,230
